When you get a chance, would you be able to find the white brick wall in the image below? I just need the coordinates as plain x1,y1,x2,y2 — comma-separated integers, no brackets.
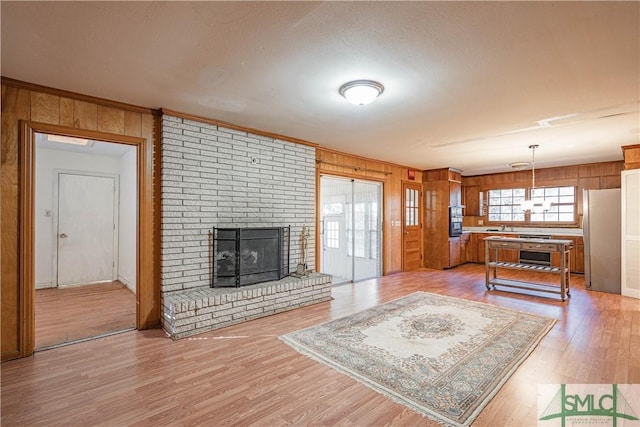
162,273,333,339
161,115,316,294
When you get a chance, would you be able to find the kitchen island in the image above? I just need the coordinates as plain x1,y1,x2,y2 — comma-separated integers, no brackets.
484,236,574,301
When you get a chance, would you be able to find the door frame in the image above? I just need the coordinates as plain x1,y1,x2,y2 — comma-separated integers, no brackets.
53,170,120,286
19,120,154,357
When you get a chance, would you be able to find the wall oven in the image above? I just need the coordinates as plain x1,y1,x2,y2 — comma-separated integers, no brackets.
518,234,552,265
449,207,463,237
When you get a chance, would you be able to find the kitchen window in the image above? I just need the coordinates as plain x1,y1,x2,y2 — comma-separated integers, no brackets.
487,188,526,222
530,186,575,222
487,186,577,224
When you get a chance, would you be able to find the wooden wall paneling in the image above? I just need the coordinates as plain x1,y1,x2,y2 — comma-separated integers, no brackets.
1,85,31,361
30,92,59,125
600,175,622,189
385,165,404,275
622,144,640,170
139,113,160,328
97,105,125,135
59,97,74,127
1,80,159,360
124,111,142,137
73,100,97,130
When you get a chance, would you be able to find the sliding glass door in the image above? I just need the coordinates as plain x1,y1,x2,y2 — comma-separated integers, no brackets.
319,176,382,284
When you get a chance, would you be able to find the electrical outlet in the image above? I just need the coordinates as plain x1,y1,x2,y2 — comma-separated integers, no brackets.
478,219,483,225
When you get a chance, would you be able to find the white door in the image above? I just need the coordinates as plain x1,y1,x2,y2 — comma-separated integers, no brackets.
57,173,117,286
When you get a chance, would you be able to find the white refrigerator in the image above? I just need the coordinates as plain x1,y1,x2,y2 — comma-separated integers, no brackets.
583,188,621,293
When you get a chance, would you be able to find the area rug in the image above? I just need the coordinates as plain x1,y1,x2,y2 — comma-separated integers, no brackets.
280,291,555,427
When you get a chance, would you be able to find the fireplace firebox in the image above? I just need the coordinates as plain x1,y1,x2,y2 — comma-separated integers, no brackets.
211,226,290,287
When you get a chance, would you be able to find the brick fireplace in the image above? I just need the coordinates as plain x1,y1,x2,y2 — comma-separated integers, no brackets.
160,114,330,338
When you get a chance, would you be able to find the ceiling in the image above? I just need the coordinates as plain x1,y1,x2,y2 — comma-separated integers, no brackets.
35,132,134,157
2,2,638,176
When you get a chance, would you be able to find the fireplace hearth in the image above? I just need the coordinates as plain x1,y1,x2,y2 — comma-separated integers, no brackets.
212,226,290,287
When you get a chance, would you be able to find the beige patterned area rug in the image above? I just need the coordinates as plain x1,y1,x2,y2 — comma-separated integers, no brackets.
280,291,556,427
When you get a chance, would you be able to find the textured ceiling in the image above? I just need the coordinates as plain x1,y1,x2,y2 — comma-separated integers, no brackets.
2,1,638,175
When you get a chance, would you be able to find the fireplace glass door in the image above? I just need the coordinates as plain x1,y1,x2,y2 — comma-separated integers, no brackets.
320,176,382,284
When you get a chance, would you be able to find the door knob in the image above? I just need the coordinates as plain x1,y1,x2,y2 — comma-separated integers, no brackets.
59,233,68,238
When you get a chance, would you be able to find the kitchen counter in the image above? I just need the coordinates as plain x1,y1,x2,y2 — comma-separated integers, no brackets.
463,226,582,236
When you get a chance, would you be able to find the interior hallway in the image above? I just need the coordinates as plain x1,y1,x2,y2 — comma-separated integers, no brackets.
35,281,136,350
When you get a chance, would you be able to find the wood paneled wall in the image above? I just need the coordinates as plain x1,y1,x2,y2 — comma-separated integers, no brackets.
622,144,640,170
461,160,624,227
316,148,422,275
1,79,159,361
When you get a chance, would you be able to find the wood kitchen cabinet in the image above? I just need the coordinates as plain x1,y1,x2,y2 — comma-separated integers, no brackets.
423,168,463,269
449,238,462,267
463,185,481,216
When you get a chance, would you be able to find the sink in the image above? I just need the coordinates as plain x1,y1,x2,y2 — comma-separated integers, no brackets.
486,228,501,231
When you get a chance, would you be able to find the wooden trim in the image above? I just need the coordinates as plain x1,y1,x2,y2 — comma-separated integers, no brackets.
17,121,154,356
152,111,163,328
26,121,145,146
318,146,416,171
19,121,36,355
316,159,393,175
160,108,319,148
1,77,154,115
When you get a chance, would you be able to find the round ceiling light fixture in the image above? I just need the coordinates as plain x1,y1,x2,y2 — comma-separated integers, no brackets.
339,80,384,106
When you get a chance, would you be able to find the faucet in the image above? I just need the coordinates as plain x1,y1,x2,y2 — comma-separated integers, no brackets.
500,224,506,231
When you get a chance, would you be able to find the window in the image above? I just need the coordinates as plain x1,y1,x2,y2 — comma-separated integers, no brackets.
325,220,339,248
405,188,419,226
487,186,576,224
531,186,575,222
487,188,526,222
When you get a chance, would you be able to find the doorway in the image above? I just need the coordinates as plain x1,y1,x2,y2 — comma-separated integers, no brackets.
34,132,137,349
319,176,383,284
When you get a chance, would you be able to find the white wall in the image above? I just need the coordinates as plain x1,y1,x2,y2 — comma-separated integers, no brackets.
118,148,137,293
35,147,137,290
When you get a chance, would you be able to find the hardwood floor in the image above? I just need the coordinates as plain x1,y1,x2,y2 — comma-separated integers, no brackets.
2,264,638,426
35,281,136,349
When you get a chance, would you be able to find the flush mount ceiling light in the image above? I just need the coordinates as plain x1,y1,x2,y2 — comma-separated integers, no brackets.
339,80,384,106
509,161,530,170
47,134,92,146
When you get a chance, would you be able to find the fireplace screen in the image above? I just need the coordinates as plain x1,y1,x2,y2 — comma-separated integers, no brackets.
212,226,290,287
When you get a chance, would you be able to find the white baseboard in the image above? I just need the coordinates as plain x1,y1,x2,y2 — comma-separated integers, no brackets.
36,281,54,289
118,276,136,294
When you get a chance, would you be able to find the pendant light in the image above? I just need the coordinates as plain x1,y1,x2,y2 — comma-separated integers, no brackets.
520,144,551,213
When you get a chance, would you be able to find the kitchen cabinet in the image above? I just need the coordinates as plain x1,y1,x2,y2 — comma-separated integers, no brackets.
449,238,461,267
460,232,471,264
463,185,481,216
423,168,463,269
551,236,584,274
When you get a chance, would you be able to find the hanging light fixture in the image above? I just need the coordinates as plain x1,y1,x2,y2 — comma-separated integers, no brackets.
520,144,551,213
339,80,384,105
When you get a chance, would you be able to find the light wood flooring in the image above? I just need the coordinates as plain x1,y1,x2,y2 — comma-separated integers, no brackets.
2,264,638,426
35,281,136,350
